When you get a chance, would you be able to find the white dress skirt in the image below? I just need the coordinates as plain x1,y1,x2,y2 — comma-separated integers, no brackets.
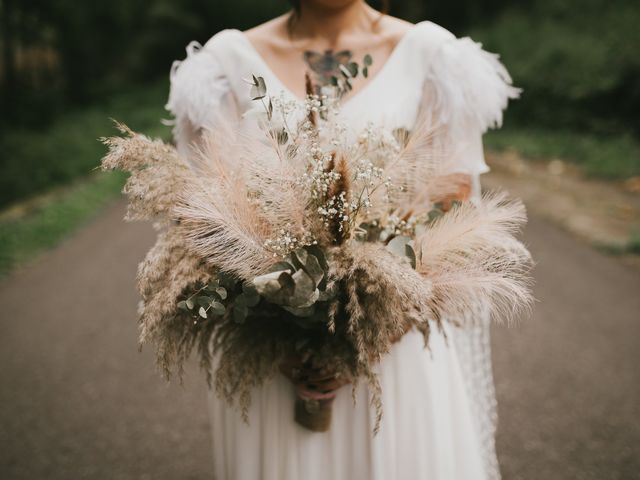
165,20,520,480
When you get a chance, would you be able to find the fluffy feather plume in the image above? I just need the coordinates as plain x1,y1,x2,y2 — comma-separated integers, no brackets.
100,80,533,435
415,192,534,324
238,135,311,241
173,171,275,279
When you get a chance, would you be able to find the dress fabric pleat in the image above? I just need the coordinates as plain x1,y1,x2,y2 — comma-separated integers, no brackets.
208,325,487,480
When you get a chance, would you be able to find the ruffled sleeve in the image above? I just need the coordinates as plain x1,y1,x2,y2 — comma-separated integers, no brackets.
419,23,521,179
165,39,233,156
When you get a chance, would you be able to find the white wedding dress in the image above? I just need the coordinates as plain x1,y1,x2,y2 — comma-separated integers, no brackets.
166,20,519,480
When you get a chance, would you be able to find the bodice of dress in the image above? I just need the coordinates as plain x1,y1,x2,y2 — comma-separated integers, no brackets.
165,20,520,185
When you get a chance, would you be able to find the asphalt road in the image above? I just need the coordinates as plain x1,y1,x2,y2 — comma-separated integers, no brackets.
1,199,638,479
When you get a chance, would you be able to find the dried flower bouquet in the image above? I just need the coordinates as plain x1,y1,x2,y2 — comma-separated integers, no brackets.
100,74,532,434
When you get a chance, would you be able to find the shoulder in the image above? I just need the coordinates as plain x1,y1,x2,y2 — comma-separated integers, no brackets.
376,14,416,44
412,20,521,132
410,20,466,58
165,30,243,126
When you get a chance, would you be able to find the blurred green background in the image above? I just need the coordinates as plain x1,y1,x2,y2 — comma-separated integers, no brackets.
1,0,639,273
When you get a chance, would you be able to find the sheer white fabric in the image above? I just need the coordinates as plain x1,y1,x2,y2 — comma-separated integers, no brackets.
166,20,519,480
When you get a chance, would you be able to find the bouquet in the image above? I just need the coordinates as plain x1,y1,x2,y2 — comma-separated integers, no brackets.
100,73,533,433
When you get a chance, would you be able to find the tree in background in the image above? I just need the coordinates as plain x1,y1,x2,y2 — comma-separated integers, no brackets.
1,0,638,135
473,0,640,135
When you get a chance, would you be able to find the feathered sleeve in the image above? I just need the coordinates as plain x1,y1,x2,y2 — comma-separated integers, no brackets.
165,40,233,157
420,24,521,179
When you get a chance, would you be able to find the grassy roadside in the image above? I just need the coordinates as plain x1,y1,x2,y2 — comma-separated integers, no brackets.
484,127,640,257
0,172,127,275
484,127,640,179
0,80,171,277
1,80,171,207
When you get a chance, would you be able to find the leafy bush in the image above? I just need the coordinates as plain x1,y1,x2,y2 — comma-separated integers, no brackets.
471,1,640,135
484,127,640,179
0,81,170,207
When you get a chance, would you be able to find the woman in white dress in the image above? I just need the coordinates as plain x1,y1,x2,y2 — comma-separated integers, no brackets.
165,1,519,479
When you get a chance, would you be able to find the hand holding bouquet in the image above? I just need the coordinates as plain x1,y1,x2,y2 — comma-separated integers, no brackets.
100,74,532,433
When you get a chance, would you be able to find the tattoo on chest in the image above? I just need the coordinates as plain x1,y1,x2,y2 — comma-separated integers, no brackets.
303,49,353,93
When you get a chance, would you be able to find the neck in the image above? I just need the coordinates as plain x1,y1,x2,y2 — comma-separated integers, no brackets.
291,1,379,45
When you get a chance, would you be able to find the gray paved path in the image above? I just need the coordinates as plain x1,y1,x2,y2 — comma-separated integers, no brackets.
1,199,638,479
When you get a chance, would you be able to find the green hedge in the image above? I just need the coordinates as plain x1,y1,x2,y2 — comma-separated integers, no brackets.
0,81,170,208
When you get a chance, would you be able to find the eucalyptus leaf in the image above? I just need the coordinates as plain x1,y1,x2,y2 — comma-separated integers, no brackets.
289,269,319,308
252,270,295,304
198,307,208,319
292,248,308,267
363,66,369,78
288,250,304,270
363,54,373,66
338,64,352,78
387,235,412,257
305,245,329,271
405,242,417,269
196,296,212,307
268,261,295,273
250,75,267,100
301,252,324,287
210,301,226,316
346,62,358,77
185,298,195,310
214,287,227,300
177,300,189,311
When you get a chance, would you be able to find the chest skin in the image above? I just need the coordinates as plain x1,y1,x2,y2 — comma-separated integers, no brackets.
241,29,407,103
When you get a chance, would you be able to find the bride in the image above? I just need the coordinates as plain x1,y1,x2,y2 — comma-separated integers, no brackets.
166,1,519,478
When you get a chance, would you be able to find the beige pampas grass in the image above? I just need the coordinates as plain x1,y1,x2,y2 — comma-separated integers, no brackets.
100,86,533,434
415,192,534,325
100,122,191,223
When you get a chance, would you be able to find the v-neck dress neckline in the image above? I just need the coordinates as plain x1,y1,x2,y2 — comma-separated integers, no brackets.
230,21,427,111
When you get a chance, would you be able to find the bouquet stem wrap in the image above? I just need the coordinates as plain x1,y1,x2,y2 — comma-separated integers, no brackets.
295,395,335,432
